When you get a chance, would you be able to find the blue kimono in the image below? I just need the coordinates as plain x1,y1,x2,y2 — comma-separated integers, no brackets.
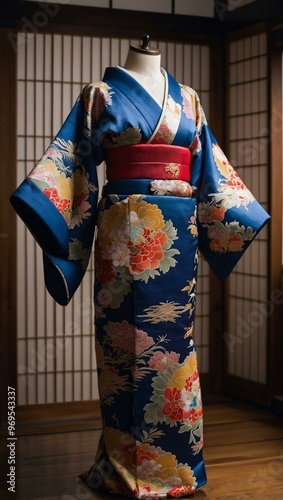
11,66,269,499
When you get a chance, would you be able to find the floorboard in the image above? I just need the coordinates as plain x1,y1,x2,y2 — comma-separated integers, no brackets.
0,401,283,500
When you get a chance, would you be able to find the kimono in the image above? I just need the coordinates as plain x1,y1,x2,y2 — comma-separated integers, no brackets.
11,66,269,499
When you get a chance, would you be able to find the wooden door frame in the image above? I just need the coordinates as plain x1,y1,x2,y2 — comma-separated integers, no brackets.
207,41,226,397
269,40,283,414
0,29,18,426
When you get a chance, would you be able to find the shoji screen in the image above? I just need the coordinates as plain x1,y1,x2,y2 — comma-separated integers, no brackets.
225,33,269,388
16,34,211,405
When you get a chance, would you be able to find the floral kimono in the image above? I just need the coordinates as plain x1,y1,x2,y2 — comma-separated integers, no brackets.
11,66,269,499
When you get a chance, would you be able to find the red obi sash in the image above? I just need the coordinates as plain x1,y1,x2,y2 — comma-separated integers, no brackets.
105,144,191,181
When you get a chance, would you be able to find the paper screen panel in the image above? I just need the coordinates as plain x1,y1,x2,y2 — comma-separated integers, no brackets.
226,33,269,384
16,34,211,404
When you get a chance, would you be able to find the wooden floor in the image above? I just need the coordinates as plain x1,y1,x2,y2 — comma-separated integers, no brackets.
1,400,283,499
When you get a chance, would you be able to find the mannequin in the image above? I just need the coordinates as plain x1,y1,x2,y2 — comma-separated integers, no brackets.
10,35,270,499
122,34,165,106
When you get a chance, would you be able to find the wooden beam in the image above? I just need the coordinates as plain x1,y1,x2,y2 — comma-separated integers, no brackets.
0,28,17,426
0,1,229,42
224,0,283,26
209,40,226,394
269,47,283,399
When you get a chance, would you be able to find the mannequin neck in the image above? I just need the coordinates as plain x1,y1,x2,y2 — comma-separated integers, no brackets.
122,47,165,105
123,48,162,80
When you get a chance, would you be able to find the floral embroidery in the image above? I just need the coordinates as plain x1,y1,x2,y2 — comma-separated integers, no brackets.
28,138,97,228
138,301,186,324
43,187,71,218
83,82,114,121
181,278,197,320
151,96,181,144
97,325,182,402
189,134,202,156
95,251,116,285
13,68,269,500
95,340,133,406
179,84,207,133
152,123,174,144
212,143,255,209
68,239,91,271
148,351,180,372
101,427,197,497
150,180,193,197
167,485,196,498
104,321,155,356
199,201,255,253
97,196,180,295
195,143,257,253
101,126,142,148
188,210,198,238
180,85,196,121
144,351,203,448
163,386,196,422
128,196,180,281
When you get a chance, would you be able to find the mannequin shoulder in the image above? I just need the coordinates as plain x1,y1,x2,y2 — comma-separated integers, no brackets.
79,81,115,113
179,83,200,104
178,83,207,130
81,81,112,99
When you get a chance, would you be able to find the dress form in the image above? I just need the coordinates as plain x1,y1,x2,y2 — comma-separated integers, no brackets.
123,35,165,106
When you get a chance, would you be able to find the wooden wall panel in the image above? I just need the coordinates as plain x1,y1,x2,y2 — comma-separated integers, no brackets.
0,29,17,424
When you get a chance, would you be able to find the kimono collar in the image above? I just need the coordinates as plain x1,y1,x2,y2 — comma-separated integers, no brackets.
103,67,188,147
103,66,163,134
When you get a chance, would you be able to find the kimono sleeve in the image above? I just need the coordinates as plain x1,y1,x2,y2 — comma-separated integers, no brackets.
10,85,100,305
189,101,270,281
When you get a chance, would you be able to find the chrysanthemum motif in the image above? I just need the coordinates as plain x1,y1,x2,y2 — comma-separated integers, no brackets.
138,301,186,324
211,143,255,209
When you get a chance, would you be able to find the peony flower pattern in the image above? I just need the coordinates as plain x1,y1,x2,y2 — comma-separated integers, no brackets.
211,143,255,209
95,195,180,313
104,320,155,356
148,351,180,372
196,143,257,253
127,196,180,282
198,200,255,253
144,350,203,453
